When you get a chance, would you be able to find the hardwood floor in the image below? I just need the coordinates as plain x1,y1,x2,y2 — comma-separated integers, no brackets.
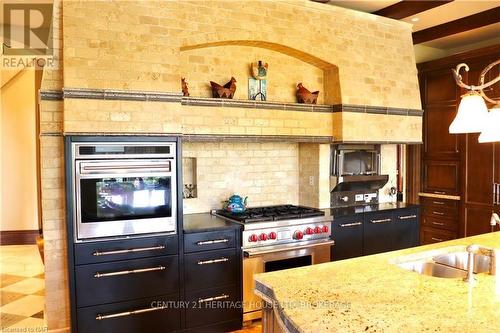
230,320,262,333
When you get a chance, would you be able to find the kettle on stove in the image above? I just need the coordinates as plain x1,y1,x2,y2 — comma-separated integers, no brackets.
223,194,248,213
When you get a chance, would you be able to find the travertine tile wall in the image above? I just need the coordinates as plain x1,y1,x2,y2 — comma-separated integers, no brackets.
182,142,299,214
62,0,421,108
39,1,422,331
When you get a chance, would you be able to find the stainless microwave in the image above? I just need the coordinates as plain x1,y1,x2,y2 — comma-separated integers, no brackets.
71,142,178,242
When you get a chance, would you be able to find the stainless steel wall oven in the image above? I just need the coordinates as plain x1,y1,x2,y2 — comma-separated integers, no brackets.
71,141,178,242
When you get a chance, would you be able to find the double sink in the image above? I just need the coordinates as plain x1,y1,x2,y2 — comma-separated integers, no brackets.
394,246,497,279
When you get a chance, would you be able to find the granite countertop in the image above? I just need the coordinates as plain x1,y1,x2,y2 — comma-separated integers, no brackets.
254,232,500,333
183,213,242,234
326,202,418,218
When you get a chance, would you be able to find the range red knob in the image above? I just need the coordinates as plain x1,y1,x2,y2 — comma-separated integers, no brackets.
314,226,322,234
294,231,304,240
249,234,258,242
305,227,314,235
259,233,268,241
269,232,277,240
322,225,329,233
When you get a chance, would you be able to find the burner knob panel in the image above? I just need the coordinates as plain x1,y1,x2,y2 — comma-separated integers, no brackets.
294,231,304,240
322,225,329,233
259,233,268,241
269,232,277,240
314,226,322,234
305,227,314,235
249,234,258,242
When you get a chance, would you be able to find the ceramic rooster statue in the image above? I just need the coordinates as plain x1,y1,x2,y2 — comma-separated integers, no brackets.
210,77,237,99
296,83,319,104
181,78,190,97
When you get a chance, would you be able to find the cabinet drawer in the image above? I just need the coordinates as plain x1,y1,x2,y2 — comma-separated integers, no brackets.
422,215,458,231
420,197,458,209
75,255,179,307
184,230,235,253
422,206,458,220
77,293,180,333
185,248,238,291
420,227,456,245
185,285,240,329
75,235,178,265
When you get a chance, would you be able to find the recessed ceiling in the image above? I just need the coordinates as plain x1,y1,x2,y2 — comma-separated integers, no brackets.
401,1,499,31
326,1,400,13
318,0,500,63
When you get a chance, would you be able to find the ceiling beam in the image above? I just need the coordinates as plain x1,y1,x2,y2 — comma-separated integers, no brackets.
373,1,453,20
413,6,500,44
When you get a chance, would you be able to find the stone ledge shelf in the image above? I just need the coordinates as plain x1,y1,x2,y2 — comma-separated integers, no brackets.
43,88,423,143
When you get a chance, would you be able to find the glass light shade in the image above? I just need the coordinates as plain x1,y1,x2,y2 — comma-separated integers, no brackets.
449,91,489,133
478,107,500,143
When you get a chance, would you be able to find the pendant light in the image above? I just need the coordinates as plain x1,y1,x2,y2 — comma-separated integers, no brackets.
449,90,489,133
450,60,500,142
478,107,500,143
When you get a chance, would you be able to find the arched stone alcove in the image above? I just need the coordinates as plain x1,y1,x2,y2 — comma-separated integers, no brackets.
180,40,341,105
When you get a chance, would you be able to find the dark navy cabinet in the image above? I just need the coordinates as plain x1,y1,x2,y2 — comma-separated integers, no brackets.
331,216,364,260
331,205,420,261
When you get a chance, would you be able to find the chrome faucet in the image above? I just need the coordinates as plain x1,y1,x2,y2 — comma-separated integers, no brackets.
463,244,498,283
490,212,500,232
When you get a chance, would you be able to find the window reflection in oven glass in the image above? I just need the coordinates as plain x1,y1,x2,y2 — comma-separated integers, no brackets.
80,176,172,222
264,256,312,272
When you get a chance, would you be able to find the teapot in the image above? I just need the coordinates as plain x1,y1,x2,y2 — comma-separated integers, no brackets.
223,194,248,213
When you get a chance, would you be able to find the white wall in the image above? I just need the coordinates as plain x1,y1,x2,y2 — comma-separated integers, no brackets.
1,68,39,231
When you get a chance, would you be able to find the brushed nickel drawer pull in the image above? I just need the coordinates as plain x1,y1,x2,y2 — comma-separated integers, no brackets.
94,265,165,278
431,237,443,242
370,218,391,224
96,305,166,320
432,201,445,205
434,191,446,194
339,222,362,227
432,222,445,226
398,215,417,220
432,211,445,216
93,245,165,256
196,239,229,246
198,294,229,303
197,257,229,265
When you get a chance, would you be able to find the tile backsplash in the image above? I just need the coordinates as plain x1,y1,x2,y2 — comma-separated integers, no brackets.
182,142,299,214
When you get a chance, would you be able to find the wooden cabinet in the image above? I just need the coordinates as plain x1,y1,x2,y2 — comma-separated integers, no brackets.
331,207,420,261
415,46,500,240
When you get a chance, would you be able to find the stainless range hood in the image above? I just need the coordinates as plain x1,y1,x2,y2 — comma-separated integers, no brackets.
330,174,389,192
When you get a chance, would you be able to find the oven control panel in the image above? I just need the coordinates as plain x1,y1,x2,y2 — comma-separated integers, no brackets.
243,223,331,248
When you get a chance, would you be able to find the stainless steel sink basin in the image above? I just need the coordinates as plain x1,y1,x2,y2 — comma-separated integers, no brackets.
395,245,497,279
433,252,492,274
398,261,466,278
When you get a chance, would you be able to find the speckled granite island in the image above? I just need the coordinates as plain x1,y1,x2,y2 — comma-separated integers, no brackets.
254,232,500,333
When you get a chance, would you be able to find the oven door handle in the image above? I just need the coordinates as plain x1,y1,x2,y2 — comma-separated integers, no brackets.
244,240,335,257
78,160,171,175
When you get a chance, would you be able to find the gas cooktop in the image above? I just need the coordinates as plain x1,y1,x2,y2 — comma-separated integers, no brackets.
214,204,325,223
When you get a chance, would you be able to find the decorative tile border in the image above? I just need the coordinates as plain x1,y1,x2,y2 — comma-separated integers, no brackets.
181,96,334,113
182,134,334,143
334,104,423,117
39,90,63,101
61,88,182,102
39,88,423,116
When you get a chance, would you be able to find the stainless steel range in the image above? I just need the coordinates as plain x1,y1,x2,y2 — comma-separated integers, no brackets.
214,205,334,322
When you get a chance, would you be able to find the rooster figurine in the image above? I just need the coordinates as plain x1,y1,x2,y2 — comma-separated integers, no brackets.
210,77,237,99
181,78,190,97
296,83,319,104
